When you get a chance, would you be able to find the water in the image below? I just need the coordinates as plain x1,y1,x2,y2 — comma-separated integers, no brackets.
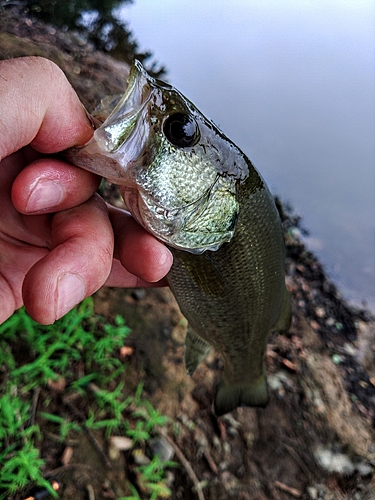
119,0,375,312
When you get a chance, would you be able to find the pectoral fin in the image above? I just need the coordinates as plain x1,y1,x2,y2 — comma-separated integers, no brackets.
184,327,212,375
272,286,292,333
172,250,226,297
214,373,269,416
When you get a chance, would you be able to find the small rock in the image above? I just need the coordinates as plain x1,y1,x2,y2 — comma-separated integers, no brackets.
61,446,73,465
133,449,150,466
357,461,372,476
109,436,132,460
310,320,320,331
315,307,325,318
306,486,318,499
222,414,241,429
131,289,146,300
149,437,174,463
120,346,134,358
314,446,355,475
343,343,356,356
223,442,231,455
268,371,291,398
47,377,66,392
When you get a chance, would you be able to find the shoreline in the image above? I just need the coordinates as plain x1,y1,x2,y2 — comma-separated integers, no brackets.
2,8,375,498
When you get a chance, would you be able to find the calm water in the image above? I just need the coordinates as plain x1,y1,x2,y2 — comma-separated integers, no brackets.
120,0,375,311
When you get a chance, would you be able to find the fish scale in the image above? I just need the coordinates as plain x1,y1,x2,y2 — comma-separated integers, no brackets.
65,60,291,415
168,166,290,415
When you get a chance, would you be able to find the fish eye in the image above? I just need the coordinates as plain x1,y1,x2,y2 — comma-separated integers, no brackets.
163,113,200,148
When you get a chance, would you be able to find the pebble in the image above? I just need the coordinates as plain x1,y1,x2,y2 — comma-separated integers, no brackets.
61,446,73,465
133,449,150,466
306,486,318,499
313,446,372,477
310,320,320,331
315,307,325,318
222,414,241,429
268,370,291,398
109,436,132,460
223,442,231,455
149,437,175,462
357,462,372,476
343,343,356,356
314,446,354,475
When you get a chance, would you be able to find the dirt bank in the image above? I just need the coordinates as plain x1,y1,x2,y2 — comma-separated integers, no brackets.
1,7,375,499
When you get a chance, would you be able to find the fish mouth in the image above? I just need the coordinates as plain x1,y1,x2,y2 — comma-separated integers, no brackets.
65,60,153,183
94,60,152,155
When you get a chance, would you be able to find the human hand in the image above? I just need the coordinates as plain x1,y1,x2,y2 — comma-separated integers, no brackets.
0,57,172,325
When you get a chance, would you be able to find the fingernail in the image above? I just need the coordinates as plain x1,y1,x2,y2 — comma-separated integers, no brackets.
56,273,86,319
81,103,100,129
161,247,173,268
26,179,64,212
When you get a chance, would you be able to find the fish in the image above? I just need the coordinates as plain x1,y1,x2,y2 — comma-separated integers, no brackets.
65,60,291,416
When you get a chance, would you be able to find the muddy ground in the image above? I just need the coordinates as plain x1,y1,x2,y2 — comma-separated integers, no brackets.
1,6,375,500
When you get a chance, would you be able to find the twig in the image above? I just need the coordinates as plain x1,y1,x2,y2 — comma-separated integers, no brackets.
157,428,205,500
44,463,94,477
203,448,219,475
274,481,302,498
281,358,298,371
82,423,112,469
63,397,112,469
194,427,219,475
283,444,311,478
86,484,95,500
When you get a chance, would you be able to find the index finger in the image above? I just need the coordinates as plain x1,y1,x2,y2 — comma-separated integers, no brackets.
0,56,93,160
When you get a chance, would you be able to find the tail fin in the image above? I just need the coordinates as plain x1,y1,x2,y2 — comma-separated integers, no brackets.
214,374,269,416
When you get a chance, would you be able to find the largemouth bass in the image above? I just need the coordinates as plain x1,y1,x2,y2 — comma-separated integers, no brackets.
65,60,291,416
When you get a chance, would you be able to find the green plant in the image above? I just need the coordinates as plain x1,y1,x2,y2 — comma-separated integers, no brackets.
120,483,142,500
85,412,121,438
134,400,170,432
0,392,55,499
0,299,132,497
0,442,54,498
126,420,150,445
0,299,131,392
0,300,177,499
38,412,81,441
90,381,132,417
136,456,176,500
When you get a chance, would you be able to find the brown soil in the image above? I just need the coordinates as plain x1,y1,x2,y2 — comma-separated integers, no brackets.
1,6,375,500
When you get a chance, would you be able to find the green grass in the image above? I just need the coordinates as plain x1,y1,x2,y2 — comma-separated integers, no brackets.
0,298,176,499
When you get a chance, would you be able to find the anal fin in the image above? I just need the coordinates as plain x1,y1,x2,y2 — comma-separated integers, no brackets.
184,327,212,376
272,286,292,333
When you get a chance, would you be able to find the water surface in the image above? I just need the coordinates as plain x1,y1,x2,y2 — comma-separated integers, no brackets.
120,0,375,311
